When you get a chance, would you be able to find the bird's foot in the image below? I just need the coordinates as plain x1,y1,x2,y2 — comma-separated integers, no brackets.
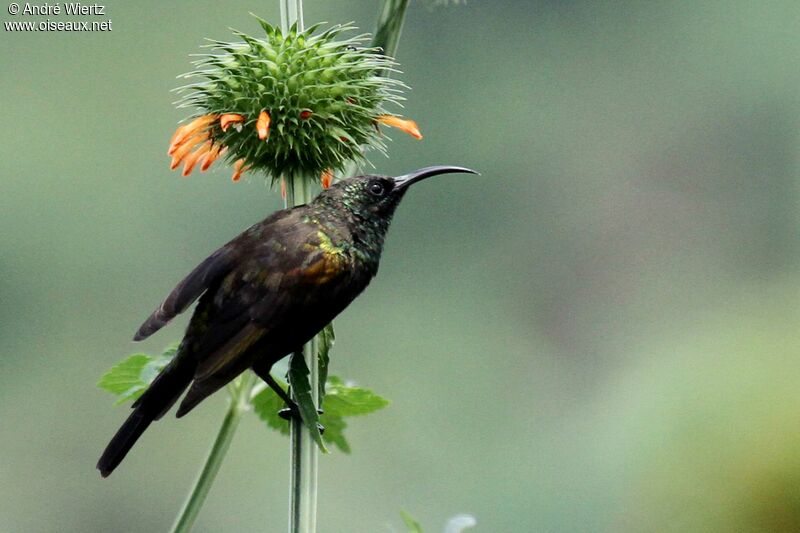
278,403,325,434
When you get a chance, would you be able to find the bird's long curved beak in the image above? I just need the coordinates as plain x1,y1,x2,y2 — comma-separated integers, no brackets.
393,165,479,191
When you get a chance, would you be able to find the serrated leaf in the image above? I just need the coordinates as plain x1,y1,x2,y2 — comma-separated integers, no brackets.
98,345,178,405
400,510,423,533
288,352,327,452
319,412,350,453
97,354,152,404
140,356,172,386
324,376,390,417
252,381,351,452
252,362,386,453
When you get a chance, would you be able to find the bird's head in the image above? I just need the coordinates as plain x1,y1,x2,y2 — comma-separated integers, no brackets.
314,165,478,222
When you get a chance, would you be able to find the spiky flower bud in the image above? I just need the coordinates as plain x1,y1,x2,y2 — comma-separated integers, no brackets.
168,17,421,185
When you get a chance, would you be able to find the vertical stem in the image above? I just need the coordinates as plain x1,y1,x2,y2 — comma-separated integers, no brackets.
279,0,304,33
169,373,254,533
284,170,320,533
373,0,410,60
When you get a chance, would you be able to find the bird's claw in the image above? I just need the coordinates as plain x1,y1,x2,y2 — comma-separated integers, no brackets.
278,404,325,434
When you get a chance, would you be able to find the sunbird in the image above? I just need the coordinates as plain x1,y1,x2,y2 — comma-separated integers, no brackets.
98,165,477,477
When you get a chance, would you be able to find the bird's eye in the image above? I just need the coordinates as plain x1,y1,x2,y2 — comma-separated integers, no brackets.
368,182,385,197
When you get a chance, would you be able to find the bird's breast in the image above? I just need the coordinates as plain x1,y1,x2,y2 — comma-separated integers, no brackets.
296,250,349,286
282,228,350,285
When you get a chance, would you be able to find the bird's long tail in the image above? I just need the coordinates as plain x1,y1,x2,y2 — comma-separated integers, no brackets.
97,357,194,477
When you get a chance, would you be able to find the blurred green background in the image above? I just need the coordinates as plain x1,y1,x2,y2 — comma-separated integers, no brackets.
2,1,800,531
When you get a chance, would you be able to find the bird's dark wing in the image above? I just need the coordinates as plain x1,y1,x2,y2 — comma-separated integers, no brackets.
175,214,353,416
129,211,289,343
134,248,235,341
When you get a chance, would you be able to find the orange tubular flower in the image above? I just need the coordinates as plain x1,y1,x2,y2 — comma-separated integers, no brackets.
182,141,213,177
167,115,243,178
200,145,225,172
168,115,216,156
220,114,244,132
321,169,333,189
168,114,219,177
256,111,271,140
376,115,423,140
231,158,248,182
170,133,209,169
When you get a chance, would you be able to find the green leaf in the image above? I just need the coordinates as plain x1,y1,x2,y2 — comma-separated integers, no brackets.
288,352,327,452
400,510,423,533
253,381,352,453
97,354,152,403
253,373,388,454
98,345,177,404
324,376,390,417
319,412,350,453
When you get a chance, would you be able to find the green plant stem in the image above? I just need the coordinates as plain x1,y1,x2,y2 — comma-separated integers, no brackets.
284,173,320,533
280,0,304,32
373,0,410,60
170,373,255,533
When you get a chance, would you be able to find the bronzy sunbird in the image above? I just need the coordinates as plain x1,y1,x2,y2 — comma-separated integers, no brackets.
98,165,477,477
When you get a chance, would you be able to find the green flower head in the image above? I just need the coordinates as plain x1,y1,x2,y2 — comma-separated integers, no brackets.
167,17,422,185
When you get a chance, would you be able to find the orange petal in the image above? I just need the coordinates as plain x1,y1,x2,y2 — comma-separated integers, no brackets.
377,115,423,140
170,131,209,169
256,110,270,140
220,114,245,132
231,158,247,182
169,115,216,155
169,120,213,157
169,124,188,151
321,169,333,189
199,144,223,172
182,141,212,177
